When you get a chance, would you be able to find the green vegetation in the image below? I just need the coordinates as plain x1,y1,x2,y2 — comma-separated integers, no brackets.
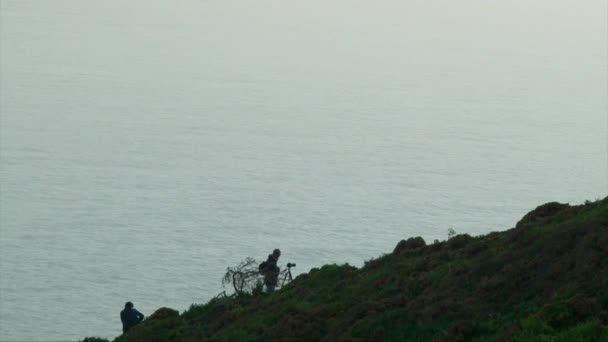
84,198,608,341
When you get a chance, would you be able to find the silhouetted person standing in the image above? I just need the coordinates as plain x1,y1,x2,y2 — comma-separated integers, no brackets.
120,301,144,333
262,249,281,293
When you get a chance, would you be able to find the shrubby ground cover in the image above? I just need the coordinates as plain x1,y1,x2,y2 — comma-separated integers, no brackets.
85,197,608,341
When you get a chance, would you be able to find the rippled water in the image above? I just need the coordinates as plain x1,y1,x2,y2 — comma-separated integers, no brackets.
1,0,606,340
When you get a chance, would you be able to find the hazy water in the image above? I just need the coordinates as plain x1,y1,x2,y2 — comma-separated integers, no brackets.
1,0,606,340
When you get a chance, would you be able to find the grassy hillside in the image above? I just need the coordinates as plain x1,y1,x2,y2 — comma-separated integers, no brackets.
85,197,608,341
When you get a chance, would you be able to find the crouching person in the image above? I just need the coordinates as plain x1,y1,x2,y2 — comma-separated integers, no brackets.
120,301,144,333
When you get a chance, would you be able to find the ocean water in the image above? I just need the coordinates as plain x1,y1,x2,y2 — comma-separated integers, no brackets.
0,0,606,340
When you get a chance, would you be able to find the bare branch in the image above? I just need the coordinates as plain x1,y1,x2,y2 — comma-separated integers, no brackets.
222,257,264,295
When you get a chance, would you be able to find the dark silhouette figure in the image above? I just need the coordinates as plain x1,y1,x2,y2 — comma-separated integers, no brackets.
262,249,281,293
120,301,144,333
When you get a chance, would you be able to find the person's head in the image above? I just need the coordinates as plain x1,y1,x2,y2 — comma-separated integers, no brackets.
272,249,281,259
125,302,134,309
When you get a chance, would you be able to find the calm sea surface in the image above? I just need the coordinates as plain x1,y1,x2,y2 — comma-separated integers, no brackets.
1,1,606,340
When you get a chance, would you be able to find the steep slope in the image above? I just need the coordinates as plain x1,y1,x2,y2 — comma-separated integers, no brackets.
88,198,608,341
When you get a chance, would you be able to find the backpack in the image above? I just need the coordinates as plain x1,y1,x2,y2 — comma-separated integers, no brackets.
258,261,268,274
